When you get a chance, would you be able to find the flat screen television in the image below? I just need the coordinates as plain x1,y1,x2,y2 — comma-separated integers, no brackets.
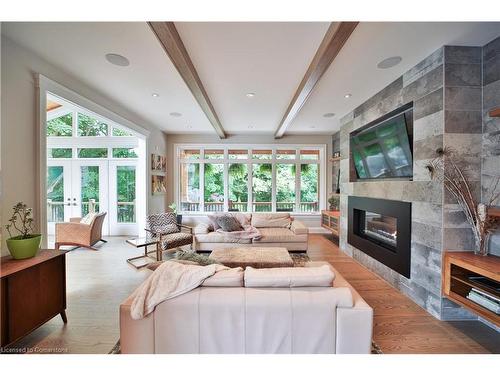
350,103,413,180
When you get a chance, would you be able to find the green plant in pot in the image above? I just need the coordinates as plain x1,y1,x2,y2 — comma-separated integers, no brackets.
5,202,41,260
169,202,182,225
328,195,340,211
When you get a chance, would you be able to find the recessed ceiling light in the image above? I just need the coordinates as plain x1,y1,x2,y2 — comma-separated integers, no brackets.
105,53,130,67
310,125,316,129
152,93,159,98
377,56,402,69
323,112,335,118
248,125,254,129
344,94,352,99
187,125,192,129
246,93,256,98
169,112,182,117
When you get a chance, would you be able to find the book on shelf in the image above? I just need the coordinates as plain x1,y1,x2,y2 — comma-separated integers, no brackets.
467,289,500,314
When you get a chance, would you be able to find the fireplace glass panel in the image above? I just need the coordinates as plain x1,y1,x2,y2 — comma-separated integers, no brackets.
363,211,397,248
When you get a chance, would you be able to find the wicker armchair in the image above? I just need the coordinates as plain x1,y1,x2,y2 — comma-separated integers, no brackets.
55,212,107,250
145,213,193,258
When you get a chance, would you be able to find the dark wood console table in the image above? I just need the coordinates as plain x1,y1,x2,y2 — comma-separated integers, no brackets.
1,250,68,347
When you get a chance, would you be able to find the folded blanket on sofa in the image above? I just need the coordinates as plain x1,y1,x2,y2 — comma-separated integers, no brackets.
215,224,262,241
130,261,229,319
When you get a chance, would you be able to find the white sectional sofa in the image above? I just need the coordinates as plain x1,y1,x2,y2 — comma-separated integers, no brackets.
120,262,373,354
193,212,309,252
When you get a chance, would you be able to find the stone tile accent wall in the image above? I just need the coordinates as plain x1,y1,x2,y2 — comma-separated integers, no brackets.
339,43,492,320
482,36,500,256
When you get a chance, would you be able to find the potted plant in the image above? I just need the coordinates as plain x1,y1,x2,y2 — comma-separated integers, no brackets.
169,202,182,225
328,195,340,211
5,202,42,259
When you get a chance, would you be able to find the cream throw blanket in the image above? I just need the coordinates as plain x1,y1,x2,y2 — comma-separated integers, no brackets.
130,261,228,320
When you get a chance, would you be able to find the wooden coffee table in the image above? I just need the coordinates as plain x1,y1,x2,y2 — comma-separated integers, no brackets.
209,247,293,268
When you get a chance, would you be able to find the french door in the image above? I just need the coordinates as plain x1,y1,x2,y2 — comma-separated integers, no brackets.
47,160,138,236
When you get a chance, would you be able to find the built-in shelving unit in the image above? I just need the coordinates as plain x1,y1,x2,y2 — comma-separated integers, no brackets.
321,210,340,236
489,107,500,117
443,251,500,326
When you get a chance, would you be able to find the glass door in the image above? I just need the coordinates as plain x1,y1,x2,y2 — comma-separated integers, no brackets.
47,161,72,234
108,161,138,235
72,160,109,236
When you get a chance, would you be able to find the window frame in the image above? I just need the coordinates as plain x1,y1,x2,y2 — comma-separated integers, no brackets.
175,144,326,215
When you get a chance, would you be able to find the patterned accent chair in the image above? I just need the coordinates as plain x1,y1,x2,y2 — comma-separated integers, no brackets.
145,213,193,257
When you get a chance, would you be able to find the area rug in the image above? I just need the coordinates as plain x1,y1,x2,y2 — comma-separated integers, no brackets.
291,252,310,267
109,340,383,354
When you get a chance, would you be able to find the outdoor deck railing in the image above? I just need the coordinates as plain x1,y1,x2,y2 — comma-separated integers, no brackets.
47,199,136,223
180,201,319,213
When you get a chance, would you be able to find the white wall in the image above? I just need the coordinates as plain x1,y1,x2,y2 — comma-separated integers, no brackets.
1,35,168,255
166,133,333,231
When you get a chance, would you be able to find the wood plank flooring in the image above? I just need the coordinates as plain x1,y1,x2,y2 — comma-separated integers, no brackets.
308,234,499,354
6,234,499,354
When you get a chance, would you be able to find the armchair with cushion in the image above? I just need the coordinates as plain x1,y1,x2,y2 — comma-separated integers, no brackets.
145,213,193,258
55,212,107,250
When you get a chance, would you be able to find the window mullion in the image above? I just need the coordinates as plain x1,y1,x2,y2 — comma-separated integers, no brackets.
200,162,205,212
248,162,253,212
271,162,277,212
223,162,229,212
295,162,301,213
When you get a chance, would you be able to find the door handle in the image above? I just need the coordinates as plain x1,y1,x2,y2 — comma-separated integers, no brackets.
66,198,71,206
72,198,78,206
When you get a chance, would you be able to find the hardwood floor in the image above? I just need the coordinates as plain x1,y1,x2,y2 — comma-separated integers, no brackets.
308,234,499,354
7,234,499,354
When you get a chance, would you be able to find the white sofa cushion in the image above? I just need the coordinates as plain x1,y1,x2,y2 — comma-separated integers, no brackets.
253,227,307,243
244,265,335,287
195,232,252,244
251,213,291,228
202,267,244,287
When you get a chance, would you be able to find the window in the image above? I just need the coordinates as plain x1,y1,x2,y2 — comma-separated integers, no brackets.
78,113,108,136
112,148,138,158
204,163,224,211
47,113,72,136
78,148,108,158
252,163,272,212
48,148,72,158
228,164,248,212
276,164,295,212
112,127,133,137
177,145,324,214
180,163,200,211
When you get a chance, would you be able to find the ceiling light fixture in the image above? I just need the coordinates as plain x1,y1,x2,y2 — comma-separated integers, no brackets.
246,93,256,98
169,112,182,117
105,53,130,67
248,125,254,129
310,125,316,129
152,93,160,98
323,112,335,118
377,56,402,69
344,94,352,99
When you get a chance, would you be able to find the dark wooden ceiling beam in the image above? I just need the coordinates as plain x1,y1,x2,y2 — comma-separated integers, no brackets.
274,22,358,139
148,22,226,139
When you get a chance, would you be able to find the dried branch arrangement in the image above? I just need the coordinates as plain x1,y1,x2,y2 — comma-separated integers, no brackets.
426,147,500,256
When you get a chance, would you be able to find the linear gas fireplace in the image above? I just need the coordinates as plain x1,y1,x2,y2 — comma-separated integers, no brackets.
348,196,411,278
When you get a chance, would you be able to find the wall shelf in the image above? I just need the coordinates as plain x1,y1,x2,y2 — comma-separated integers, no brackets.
489,107,500,117
488,207,500,218
443,251,500,327
321,210,340,236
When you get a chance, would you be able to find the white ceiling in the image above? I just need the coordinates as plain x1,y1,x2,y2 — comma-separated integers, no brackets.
175,22,330,133
1,22,214,133
289,22,500,134
2,22,500,136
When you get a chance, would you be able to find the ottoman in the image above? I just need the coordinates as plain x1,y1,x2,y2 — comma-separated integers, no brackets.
209,247,293,268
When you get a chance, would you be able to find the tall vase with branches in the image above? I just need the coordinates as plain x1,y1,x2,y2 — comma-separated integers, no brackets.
425,147,499,256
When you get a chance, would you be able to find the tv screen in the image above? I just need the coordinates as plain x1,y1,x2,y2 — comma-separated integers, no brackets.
350,109,413,180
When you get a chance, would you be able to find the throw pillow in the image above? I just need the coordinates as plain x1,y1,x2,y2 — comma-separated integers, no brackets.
207,214,221,231
175,250,220,266
216,215,243,232
80,212,97,225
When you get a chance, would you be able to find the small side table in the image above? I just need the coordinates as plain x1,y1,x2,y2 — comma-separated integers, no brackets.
126,237,160,269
